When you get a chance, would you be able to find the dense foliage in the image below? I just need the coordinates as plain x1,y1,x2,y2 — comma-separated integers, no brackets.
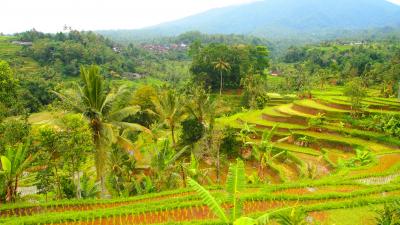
1,29,400,225
190,43,269,91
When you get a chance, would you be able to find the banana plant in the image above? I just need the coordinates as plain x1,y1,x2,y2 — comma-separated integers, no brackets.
238,123,257,144
187,159,297,225
187,159,246,224
275,208,307,225
151,139,190,190
0,141,37,202
249,125,288,179
184,153,212,185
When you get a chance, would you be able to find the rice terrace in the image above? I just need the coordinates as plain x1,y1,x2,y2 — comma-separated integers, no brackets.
1,0,400,224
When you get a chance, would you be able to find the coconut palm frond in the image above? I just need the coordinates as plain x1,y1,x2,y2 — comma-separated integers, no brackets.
108,106,141,121
52,90,85,113
165,145,190,168
112,122,152,135
101,85,128,114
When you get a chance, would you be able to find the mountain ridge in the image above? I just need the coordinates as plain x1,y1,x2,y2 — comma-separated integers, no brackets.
100,0,400,40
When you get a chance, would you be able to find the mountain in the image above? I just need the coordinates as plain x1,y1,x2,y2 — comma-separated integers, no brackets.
100,0,400,40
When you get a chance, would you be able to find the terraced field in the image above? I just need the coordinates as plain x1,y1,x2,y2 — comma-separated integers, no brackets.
2,91,400,225
0,36,39,73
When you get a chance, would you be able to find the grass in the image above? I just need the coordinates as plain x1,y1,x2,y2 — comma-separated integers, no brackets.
273,142,321,156
294,130,394,153
275,103,317,118
217,109,307,130
261,106,291,117
323,124,400,146
320,206,377,225
294,99,349,113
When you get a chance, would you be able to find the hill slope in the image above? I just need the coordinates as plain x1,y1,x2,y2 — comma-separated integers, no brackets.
113,0,400,39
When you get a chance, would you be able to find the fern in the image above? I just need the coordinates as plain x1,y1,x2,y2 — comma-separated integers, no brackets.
226,159,246,221
187,177,229,223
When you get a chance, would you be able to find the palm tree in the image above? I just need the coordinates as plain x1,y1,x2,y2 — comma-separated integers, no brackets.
0,141,37,202
185,87,210,125
186,87,229,183
54,65,150,195
213,58,231,95
152,89,185,148
151,139,189,190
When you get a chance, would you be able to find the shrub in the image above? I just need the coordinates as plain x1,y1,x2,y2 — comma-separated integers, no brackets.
374,203,400,225
60,176,76,199
343,77,367,115
220,127,241,156
180,118,205,145
308,113,326,127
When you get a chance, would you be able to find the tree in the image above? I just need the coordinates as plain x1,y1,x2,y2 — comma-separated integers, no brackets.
213,58,231,95
0,118,30,155
190,44,251,91
53,65,149,195
107,145,138,197
36,126,63,199
35,168,54,202
0,141,37,202
59,114,93,199
241,73,268,109
251,45,269,76
152,89,185,148
180,118,204,146
129,85,158,127
0,60,19,117
185,87,228,183
314,69,330,89
344,77,367,115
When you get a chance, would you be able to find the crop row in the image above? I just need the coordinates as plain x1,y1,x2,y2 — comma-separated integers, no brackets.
2,182,399,225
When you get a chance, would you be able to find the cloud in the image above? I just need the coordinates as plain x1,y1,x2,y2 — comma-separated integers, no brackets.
387,0,400,4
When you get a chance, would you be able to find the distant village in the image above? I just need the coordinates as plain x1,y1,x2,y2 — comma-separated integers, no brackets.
139,43,188,53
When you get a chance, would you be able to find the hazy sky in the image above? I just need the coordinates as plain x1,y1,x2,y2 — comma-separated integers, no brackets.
1,0,259,34
1,0,400,34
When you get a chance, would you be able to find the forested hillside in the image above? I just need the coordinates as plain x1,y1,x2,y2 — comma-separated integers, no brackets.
1,27,400,225
102,0,400,40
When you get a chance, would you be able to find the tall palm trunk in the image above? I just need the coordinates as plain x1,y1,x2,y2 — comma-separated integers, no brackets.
219,71,223,95
171,125,176,148
216,147,220,184
91,118,108,197
94,134,107,196
180,163,186,188
95,143,108,197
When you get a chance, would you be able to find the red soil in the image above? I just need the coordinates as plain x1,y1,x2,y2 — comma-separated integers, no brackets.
0,192,193,218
